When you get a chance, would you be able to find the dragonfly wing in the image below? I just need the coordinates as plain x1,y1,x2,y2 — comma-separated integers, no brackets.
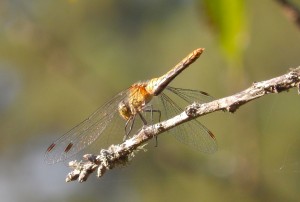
170,118,217,153
165,86,214,104
45,89,129,164
159,89,217,153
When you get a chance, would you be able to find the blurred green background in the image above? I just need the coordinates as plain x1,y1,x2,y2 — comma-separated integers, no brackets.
1,0,300,201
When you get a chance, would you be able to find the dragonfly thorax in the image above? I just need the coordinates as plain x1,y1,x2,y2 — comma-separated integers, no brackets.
118,83,153,120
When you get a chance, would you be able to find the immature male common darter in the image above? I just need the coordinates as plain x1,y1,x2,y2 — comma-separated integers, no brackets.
45,48,217,164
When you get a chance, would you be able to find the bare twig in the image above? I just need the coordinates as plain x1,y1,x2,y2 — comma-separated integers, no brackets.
66,67,300,183
276,0,300,29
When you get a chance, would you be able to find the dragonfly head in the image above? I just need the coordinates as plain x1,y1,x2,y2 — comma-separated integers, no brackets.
118,100,132,120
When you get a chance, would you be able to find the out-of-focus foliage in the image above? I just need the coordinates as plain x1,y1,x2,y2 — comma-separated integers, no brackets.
1,0,300,202
202,0,247,67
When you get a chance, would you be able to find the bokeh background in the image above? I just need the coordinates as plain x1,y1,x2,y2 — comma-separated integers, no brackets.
1,0,300,201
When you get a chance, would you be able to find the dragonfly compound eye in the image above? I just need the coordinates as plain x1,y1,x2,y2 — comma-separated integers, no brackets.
118,101,132,120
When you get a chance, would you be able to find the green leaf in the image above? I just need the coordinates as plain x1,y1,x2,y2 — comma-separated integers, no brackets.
202,0,248,66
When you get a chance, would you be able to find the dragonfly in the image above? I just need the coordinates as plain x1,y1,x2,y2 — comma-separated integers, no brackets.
45,48,217,164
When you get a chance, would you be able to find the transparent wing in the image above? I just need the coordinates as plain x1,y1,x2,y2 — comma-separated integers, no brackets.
165,86,214,103
44,89,129,164
157,86,217,153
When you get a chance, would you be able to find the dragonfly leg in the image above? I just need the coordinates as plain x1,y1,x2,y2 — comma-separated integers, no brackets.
123,110,150,142
124,114,136,141
150,109,161,147
143,105,161,147
143,105,161,123
137,111,147,125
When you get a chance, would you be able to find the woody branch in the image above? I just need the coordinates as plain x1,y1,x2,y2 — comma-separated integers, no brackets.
66,66,300,183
